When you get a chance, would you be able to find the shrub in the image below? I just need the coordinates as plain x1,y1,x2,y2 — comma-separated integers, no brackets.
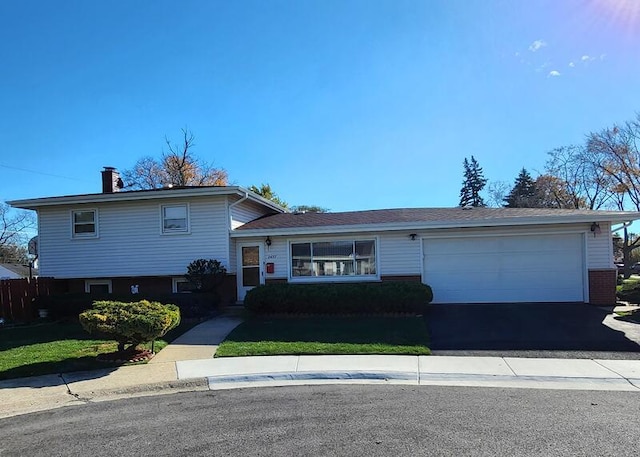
244,282,433,315
185,259,227,292
79,300,181,352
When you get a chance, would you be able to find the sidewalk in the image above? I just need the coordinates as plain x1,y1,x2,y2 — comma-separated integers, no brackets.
2,315,640,419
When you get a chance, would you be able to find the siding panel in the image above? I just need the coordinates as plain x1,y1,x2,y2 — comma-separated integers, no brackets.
39,196,230,278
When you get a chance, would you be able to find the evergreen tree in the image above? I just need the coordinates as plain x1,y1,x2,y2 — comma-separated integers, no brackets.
459,156,487,207
504,168,539,207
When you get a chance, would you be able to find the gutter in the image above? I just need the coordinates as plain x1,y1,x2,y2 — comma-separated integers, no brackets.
227,191,249,231
612,221,633,233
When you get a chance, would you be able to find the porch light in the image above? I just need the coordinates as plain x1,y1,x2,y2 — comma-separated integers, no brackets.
409,234,417,241
590,222,601,237
265,236,272,246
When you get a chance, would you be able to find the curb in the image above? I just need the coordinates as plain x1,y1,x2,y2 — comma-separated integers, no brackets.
203,370,640,392
73,378,210,400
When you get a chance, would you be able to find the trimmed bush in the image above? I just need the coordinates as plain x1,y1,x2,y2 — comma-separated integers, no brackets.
244,282,433,315
186,259,227,292
79,300,181,352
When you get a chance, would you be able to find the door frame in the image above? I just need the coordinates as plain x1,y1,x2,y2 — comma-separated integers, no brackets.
236,242,265,302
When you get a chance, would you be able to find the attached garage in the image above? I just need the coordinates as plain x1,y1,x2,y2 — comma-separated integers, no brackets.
423,233,586,303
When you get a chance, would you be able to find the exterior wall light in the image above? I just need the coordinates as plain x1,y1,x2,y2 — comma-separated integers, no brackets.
409,234,417,241
265,236,272,246
590,222,601,237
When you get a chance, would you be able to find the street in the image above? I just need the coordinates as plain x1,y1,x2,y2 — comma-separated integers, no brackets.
1,385,639,456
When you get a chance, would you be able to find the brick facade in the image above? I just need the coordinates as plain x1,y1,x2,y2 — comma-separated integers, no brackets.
380,275,422,282
588,269,617,306
66,274,239,304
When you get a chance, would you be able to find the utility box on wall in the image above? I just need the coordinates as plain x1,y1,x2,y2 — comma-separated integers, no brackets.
266,263,275,274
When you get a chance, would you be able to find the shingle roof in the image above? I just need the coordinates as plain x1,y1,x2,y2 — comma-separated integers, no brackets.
235,207,640,232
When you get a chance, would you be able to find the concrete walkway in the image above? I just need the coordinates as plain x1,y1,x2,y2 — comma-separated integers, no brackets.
2,314,640,419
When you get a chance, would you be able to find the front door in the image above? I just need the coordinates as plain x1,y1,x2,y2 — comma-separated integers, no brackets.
237,243,264,301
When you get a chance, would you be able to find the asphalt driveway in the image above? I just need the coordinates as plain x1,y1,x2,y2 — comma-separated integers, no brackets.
426,303,640,359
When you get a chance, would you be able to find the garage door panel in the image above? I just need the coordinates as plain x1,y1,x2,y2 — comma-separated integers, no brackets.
423,233,585,303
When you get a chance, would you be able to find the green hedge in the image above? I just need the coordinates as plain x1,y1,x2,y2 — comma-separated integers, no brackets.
79,300,181,352
244,282,433,315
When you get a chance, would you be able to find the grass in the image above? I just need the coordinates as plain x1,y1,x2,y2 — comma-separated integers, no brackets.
617,276,640,304
0,319,198,381
215,316,431,357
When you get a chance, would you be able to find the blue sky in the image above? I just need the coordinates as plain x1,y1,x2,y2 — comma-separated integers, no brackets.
1,0,639,215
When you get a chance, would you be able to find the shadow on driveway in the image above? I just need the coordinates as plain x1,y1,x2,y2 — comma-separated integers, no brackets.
426,303,640,359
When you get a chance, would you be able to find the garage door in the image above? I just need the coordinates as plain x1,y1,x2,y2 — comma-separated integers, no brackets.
423,233,585,303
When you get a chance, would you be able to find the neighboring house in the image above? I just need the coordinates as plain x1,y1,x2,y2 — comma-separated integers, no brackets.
8,167,640,305
0,263,36,279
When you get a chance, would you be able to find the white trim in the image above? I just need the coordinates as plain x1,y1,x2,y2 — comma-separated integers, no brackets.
287,236,380,283
236,242,265,301
84,279,112,294
9,186,288,213
71,209,99,239
172,277,192,293
160,203,191,235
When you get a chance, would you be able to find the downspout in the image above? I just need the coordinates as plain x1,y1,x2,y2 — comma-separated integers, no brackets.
228,191,249,232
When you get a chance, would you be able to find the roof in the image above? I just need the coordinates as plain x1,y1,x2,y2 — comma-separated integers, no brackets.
231,207,640,236
8,186,287,213
0,263,35,278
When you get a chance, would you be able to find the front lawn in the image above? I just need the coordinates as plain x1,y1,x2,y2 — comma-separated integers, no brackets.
215,316,430,357
0,320,197,381
617,276,640,304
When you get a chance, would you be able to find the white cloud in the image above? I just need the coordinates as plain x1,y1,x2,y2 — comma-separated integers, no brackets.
568,62,575,67
600,54,607,60
529,40,547,52
548,70,561,77
581,55,594,62
515,51,520,57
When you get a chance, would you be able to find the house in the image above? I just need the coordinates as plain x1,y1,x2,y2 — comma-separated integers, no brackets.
0,263,36,280
8,167,640,305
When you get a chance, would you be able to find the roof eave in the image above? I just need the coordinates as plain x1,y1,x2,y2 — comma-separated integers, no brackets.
8,186,268,210
230,213,640,237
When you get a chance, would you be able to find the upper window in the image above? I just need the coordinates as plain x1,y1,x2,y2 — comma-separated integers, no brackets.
290,240,377,278
162,204,189,234
72,210,97,238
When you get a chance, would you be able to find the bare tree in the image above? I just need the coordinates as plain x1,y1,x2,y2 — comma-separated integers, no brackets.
122,129,228,190
0,203,35,262
545,145,614,210
585,113,640,277
486,180,510,208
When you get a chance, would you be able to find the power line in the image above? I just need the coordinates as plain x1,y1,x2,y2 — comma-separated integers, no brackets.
0,164,89,182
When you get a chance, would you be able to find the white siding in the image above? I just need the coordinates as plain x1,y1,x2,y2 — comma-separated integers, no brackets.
378,232,422,276
230,200,272,229
586,221,613,269
234,222,612,280
229,199,276,271
38,196,230,278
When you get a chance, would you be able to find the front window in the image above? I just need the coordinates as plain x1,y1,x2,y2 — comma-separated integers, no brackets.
162,204,189,233
290,240,377,278
72,210,97,237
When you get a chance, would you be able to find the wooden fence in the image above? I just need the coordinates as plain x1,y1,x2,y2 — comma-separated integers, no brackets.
0,277,57,323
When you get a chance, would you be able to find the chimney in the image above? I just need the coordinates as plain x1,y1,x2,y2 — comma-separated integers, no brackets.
101,167,123,193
